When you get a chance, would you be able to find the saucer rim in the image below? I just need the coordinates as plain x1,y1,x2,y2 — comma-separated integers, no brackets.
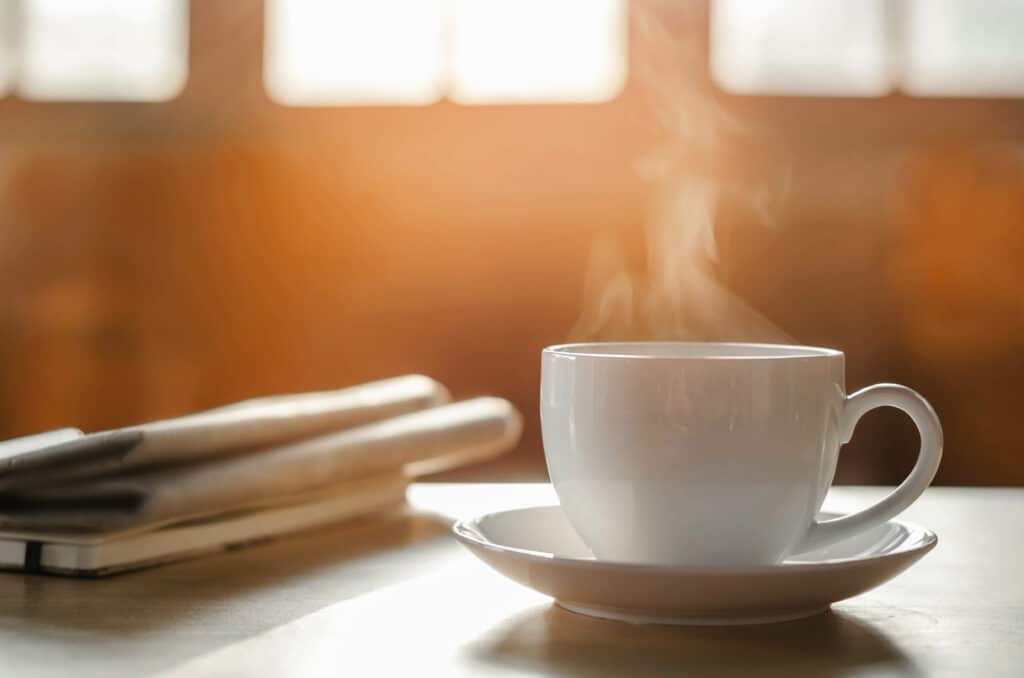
452,505,938,575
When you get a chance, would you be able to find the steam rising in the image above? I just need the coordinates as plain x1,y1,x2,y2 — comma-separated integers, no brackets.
570,2,793,343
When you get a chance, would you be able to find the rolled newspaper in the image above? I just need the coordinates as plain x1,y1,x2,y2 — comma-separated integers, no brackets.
0,375,450,491
0,397,522,532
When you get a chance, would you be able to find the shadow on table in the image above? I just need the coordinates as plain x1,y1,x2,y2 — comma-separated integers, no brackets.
470,603,925,677
0,504,453,677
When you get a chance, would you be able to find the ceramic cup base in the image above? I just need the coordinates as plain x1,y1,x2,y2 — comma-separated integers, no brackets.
557,601,830,626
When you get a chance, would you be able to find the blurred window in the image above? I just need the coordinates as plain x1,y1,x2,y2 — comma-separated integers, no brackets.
711,0,1024,97
18,0,188,101
711,0,890,97
0,2,12,96
449,0,626,105
902,0,1024,97
264,0,628,106
264,0,446,106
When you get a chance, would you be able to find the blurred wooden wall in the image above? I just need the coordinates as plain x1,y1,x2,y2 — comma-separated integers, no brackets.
0,1,1021,484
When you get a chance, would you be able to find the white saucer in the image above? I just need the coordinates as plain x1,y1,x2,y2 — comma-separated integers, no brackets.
453,505,936,626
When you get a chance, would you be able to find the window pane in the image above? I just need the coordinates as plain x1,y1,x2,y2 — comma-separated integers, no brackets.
265,0,445,106
0,1,13,96
449,0,627,105
711,0,890,96
903,0,1024,97
19,0,188,102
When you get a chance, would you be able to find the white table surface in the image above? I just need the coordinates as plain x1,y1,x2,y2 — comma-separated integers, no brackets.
0,484,1019,677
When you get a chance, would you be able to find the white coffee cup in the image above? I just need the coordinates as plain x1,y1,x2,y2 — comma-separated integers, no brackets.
541,342,942,567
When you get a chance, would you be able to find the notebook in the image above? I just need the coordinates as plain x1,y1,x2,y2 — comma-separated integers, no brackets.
0,473,409,577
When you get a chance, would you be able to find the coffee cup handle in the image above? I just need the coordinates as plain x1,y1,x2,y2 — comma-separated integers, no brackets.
796,383,943,554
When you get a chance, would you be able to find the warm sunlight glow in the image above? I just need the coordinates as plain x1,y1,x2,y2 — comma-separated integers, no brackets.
710,0,890,96
264,0,446,106
903,0,1024,97
448,0,627,105
18,0,188,102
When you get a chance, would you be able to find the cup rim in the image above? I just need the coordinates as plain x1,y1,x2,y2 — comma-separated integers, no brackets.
543,341,843,360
